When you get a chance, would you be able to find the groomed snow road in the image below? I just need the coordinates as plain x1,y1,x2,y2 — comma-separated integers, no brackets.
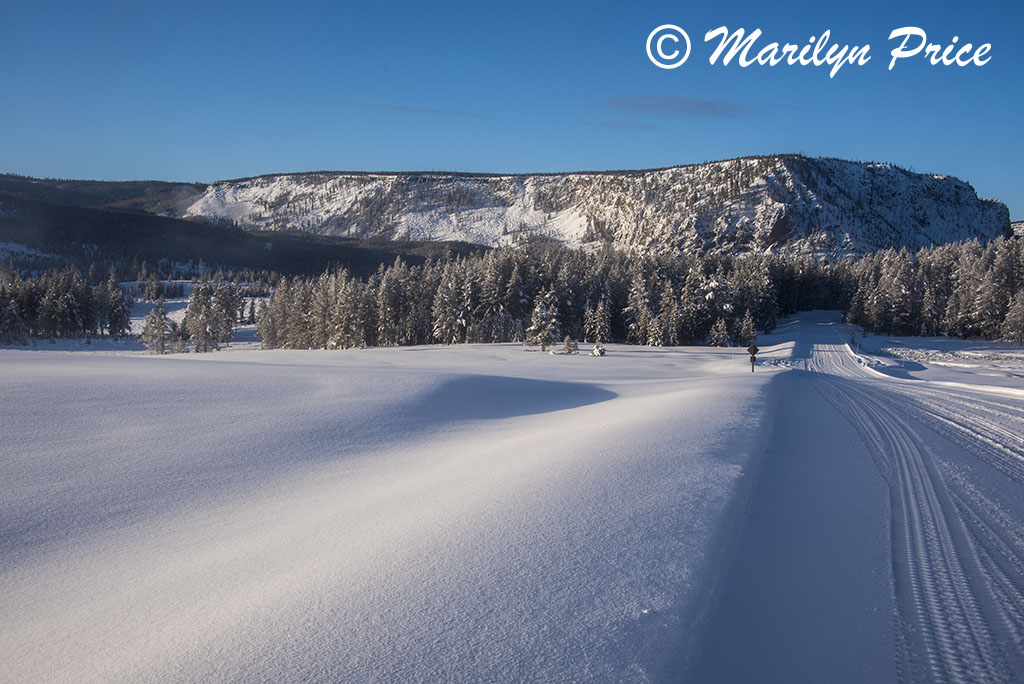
797,313,1024,684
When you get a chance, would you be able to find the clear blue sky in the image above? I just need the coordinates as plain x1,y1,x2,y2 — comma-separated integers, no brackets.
2,0,1021,218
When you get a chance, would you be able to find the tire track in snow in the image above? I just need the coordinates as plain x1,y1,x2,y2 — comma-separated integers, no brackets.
808,343,1020,684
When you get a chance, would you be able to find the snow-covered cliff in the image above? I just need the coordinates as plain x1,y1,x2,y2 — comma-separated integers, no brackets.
179,155,1009,256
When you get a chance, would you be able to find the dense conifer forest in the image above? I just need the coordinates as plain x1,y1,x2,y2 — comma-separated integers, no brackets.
253,237,1024,350
2,237,1023,351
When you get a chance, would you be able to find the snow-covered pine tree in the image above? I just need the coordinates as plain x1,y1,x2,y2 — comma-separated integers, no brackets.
646,314,663,347
562,335,578,355
354,279,379,348
525,289,560,352
623,276,652,345
739,309,757,347
1002,290,1024,346
106,269,132,339
709,317,729,347
144,273,162,302
37,279,62,341
595,298,611,344
504,261,530,326
432,263,465,345
327,273,358,349
211,281,237,345
657,280,680,346
377,258,407,346
139,298,170,354
476,252,512,343
678,269,711,345
307,275,332,349
68,268,91,338
184,283,217,352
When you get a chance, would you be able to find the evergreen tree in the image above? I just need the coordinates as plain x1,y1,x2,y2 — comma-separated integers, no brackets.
377,259,407,346
1002,290,1024,346
37,279,62,340
211,281,237,345
139,298,170,354
584,297,612,344
184,283,217,352
255,299,277,349
709,318,729,347
144,273,163,302
656,280,680,346
678,269,711,345
739,309,757,347
432,263,466,345
0,301,28,345
106,269,132,339
623,276,652,345
525,289,560,351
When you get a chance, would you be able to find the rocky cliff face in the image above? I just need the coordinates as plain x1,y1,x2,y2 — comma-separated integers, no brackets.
178,155,1010,256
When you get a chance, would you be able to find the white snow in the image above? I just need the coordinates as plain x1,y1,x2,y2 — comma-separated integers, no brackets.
2,313,1023,683
0,342,780,682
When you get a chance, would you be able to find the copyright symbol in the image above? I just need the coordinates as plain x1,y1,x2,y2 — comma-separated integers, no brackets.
646,24,690,69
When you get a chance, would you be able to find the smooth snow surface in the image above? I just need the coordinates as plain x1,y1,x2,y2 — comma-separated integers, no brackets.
1,343,777,682
692,369,896,684
3,313,1024,683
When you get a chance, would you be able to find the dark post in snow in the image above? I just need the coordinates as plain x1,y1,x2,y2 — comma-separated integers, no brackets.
747,344,759,372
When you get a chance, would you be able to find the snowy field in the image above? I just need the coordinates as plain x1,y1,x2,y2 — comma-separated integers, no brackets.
2,312,1024,683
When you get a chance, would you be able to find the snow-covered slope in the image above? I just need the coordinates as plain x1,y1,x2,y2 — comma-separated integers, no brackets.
181,156,1010,256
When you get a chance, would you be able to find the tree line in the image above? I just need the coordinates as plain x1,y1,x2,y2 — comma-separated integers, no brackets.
5,236,1022,351
253,243,848,351
253,237,1024,351
0,265,132,344
846,236,1024,343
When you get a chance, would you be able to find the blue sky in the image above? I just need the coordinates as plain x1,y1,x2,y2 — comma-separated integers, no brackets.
1,0,1021,218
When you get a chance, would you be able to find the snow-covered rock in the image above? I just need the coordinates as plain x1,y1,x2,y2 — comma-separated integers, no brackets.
180,156,1010,256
